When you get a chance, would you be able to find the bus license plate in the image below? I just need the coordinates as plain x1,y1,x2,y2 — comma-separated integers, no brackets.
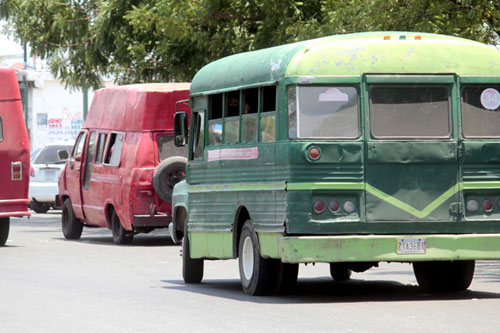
397,238,426,254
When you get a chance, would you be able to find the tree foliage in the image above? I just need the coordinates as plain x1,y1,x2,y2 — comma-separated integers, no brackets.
1,0,499,89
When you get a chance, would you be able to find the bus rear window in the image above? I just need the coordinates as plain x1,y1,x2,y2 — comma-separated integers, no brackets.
462,85,500,138
370,85,450,139
289,86,359,139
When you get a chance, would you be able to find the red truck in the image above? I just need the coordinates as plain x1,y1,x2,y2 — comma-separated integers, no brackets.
58,83,190,244
0,67,30,246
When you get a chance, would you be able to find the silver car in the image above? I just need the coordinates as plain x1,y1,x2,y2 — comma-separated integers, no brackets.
29,143,72,213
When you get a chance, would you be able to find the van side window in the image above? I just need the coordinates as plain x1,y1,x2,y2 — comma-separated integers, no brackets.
95,133,108,164
242,88,258,143
192,112,205,159
260,85,276,143
104,132,124,167
208,94,223,145
224,90,240,144
0,116,3,142
72,131,87,160
83,131,97,189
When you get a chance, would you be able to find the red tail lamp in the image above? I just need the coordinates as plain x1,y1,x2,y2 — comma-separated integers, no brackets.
482,199,493,212
11,161,22,180
328,200,340,212
313,200,325,213
308,147,321,160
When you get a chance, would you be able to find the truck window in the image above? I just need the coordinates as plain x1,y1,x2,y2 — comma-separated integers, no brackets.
462,85,500,138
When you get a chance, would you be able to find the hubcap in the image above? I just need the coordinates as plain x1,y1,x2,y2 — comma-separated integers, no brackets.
241,236,254,280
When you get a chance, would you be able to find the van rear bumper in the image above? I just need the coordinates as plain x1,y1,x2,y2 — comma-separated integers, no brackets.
0,199,30,218
277,234,500,263
133,214,172,228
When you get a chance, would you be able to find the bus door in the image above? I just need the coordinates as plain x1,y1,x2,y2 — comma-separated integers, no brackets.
459,78,500,220
365,75,460,222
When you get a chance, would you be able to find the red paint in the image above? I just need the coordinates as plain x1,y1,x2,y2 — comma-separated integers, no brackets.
0,67,30,218
58,83,190,232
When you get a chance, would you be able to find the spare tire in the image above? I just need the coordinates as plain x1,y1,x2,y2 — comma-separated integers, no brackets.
153,156,187,203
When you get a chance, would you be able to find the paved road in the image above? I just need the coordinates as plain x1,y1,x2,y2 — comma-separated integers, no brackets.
2,212,500,332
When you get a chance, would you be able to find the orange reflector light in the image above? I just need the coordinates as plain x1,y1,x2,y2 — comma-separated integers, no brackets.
12,161,22,180
383,35,391,40
415,35,422,40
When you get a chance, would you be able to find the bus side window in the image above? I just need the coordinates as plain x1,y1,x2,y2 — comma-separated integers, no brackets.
224,91,240,144
0,116,3,142
192,112,205,159
208,93,223,145
242,88,258,143
94,133,108,164
260,85,276,143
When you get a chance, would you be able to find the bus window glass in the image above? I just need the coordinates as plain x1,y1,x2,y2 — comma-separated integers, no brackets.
370,85,450,139
260,114,275,142
242,116,257,143
225,119,239,144
95,133,107,164
192,112,205,159
0,116,3,142
225,91,240,144
293,86,359,139
262,86,276,112
243,88,258,115
158,135,188,160
462,85,500,138
208,93,223,145
288,86,297,138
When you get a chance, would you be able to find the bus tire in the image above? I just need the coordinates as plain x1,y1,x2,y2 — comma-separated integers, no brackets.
279,263,299,294
330,263,352,281
153,156,187,203
413,260,475,292
238,220,281,296
182,231,204,283
111,211,133,245
62,199,83,240
0,217,9,246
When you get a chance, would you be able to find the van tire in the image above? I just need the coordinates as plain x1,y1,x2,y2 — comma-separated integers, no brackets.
62,199,83,240
413,260,475,292
238,220,282,296
111,211,133,245
0,217,9,246
182,229,204,283
153,156,187,203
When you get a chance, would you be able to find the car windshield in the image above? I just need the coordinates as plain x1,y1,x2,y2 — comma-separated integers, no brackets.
33,145,72,164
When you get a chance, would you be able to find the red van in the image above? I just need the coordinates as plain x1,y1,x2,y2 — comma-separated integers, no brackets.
58,83,190,244
0,67,30,246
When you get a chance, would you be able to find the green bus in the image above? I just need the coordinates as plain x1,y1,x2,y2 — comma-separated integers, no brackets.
172,32,500,295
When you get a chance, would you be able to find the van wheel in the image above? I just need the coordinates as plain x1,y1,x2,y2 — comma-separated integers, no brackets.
62,199,83,240
29,201,50,213
238,220,282,296
0,217,10,246
330,263,352,281
153,156,187,203
111,212,133,245
182,228,204,283
413,260,475,292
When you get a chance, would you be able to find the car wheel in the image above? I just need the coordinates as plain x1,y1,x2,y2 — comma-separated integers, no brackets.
111,211,133,245
413,260,475,292
0,217,10,246
330,263,352,281
152,156,187,203
61,199,83,240
182,225,204,283
238,220,282,296
29,201,50,213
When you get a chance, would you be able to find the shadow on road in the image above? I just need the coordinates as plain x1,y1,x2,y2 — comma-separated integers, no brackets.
161,276,500,304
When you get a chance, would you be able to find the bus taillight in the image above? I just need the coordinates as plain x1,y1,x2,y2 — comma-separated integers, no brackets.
328,200,340,212
466,199,479,212
11,161,22,180
313,200,325,213
343,200,356,213
482,199,493,212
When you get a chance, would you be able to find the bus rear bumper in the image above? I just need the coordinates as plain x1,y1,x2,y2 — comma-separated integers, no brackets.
277,234,500,263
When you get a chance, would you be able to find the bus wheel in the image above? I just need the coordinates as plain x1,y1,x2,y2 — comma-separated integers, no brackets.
279,263,299,294
182,232,203,283
0,217,9,246
62,199,83,240
238,220,281,296
413,260,475,292
330,263,352,281
111,212,133,245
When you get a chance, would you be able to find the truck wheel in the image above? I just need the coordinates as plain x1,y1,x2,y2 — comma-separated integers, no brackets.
0,217,10,246
330,263,352,281
153,156,187,203
111,212,133,245
413,260,475,292
62,199,83,240
29,201,50,213
182,228,204,283
238,220,281,296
